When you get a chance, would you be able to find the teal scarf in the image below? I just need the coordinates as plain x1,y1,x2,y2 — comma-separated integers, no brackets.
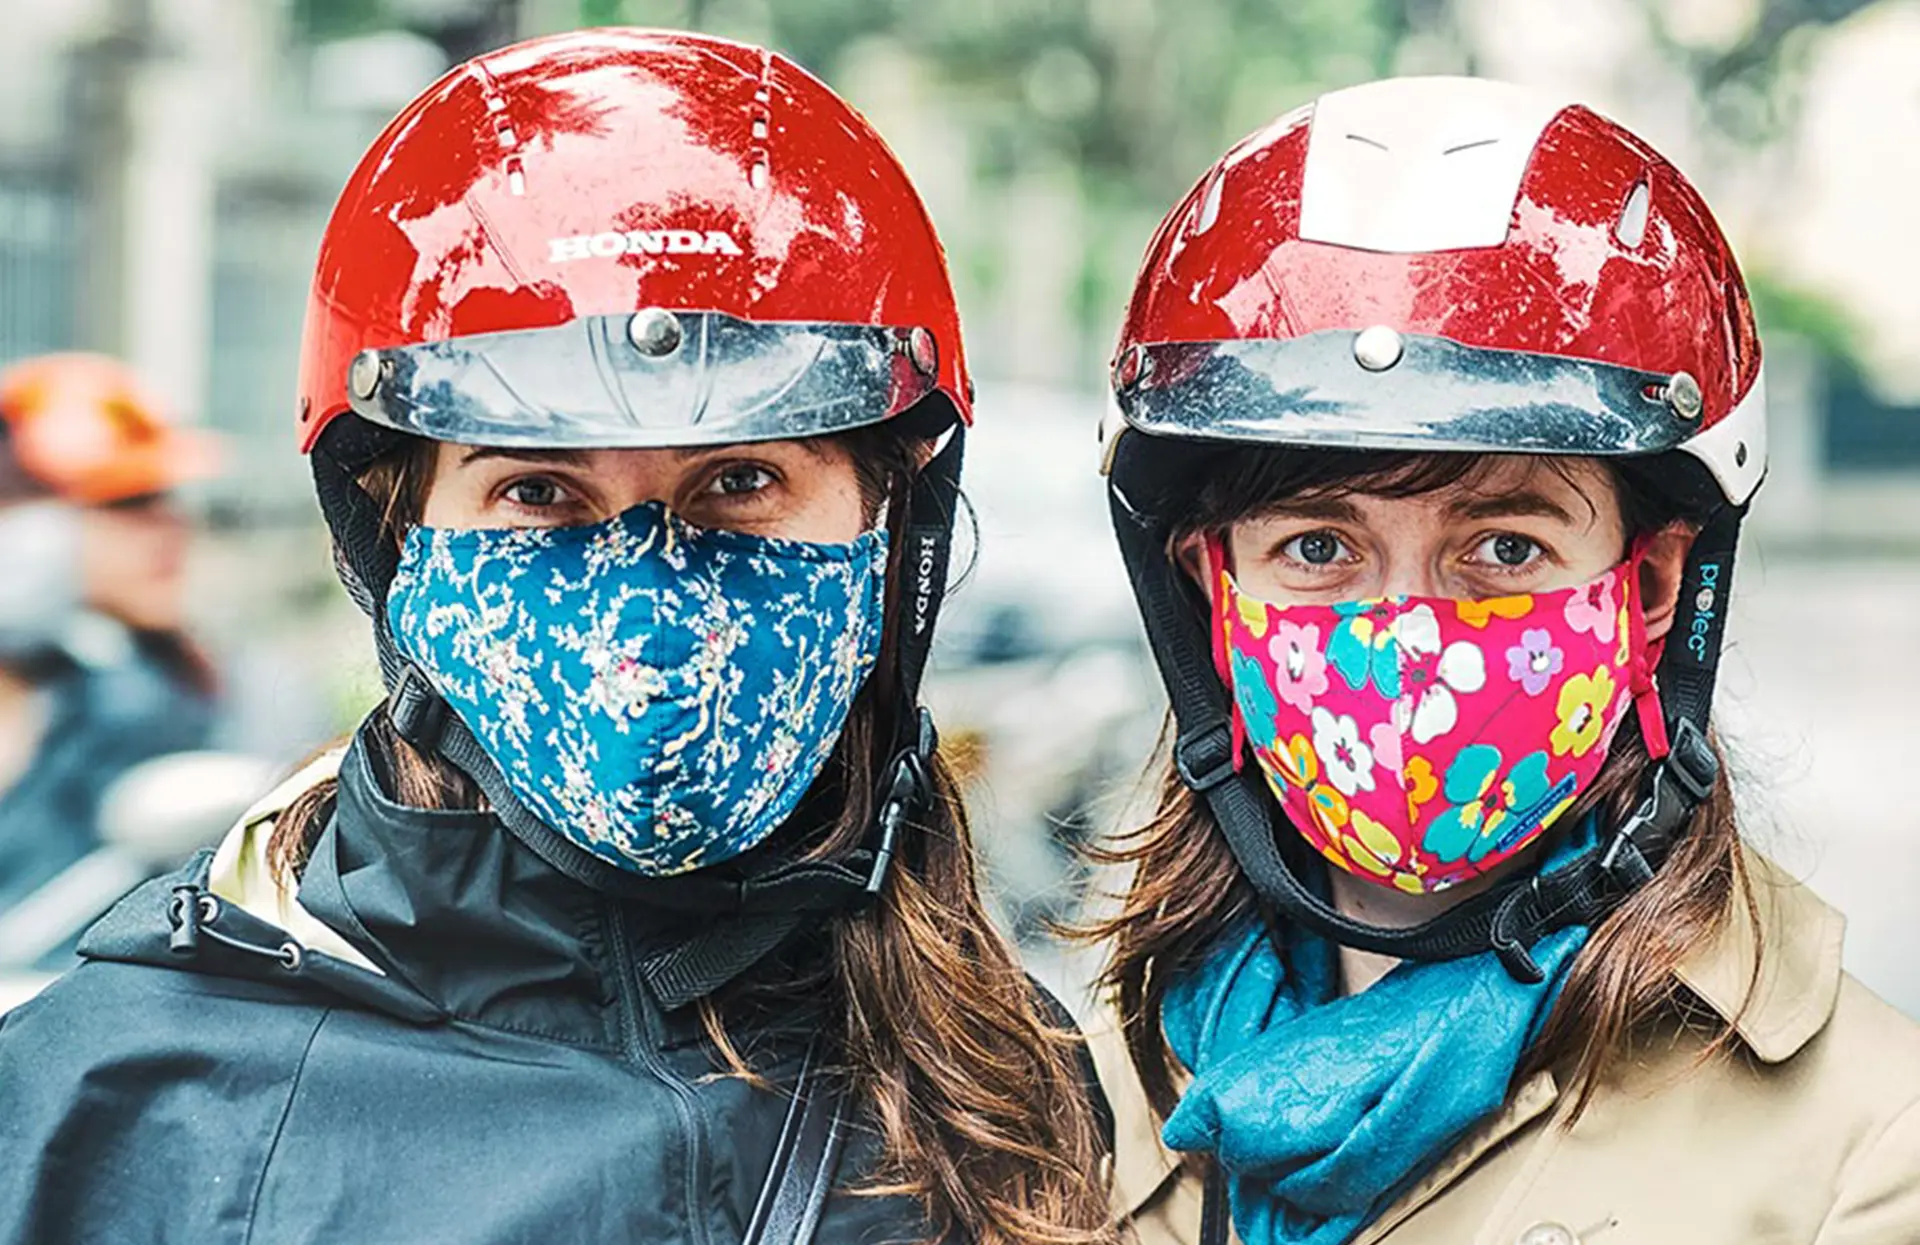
1161,864,1591,1244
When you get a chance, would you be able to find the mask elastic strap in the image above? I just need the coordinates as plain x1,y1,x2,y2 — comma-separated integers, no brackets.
1202,533,1247,772
1621,536,1670,761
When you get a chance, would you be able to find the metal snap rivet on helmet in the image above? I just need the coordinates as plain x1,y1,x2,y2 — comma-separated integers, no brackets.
627,308,683,358
1113,344,1146,391
907,326,939,377
347,350,386,401
1353,325,1404,372
1515,1224,1578,1245
1735,440,1749,467
1665,371,1703,419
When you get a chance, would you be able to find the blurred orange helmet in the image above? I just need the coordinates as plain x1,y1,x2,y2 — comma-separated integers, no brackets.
0,353,221,505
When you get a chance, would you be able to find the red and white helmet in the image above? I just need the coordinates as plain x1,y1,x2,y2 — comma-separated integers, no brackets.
1103,77,1763,974
1103,75,1762,508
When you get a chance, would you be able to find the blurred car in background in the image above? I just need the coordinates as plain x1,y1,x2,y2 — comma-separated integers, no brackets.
921,383,1162,949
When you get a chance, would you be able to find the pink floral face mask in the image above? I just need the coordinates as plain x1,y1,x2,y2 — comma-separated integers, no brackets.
1209,538,1663,895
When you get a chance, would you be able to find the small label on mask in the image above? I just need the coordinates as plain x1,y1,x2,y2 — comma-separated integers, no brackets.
1490,771,1579,856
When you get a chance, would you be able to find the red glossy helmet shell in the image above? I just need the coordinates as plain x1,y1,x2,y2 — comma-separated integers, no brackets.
1114,87,1760,455
296,29,969,453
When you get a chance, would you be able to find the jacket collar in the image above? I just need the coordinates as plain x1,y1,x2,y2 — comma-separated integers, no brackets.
1106,849,1849,1221
1673,848,1846,1063
141,727,724,1047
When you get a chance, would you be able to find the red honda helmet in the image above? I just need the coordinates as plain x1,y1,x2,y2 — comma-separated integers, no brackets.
1103,75,1763,509
1102,78,1766,976
297,27,970,458
297,29,972,910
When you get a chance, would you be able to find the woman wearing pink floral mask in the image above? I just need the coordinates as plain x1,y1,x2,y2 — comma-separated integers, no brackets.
1085,78,1920,1245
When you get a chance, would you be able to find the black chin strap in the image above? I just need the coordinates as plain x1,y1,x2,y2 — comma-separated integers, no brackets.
1109,438,1741,983
314,416,963,1007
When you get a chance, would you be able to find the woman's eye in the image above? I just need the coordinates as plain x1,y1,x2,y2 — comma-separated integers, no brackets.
705,464,776,497
1283,530,1349,567
1476,533,1541,568
503,477,566,508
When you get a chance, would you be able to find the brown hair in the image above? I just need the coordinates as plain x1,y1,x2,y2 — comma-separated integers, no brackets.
1084,448,1761,1123
271,427,1117,1245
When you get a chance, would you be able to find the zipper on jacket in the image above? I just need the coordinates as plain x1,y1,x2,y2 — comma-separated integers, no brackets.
604,900,714,1245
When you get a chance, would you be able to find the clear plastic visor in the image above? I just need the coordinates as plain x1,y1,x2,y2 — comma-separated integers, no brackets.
1113,330,1701,456
345,311,939,448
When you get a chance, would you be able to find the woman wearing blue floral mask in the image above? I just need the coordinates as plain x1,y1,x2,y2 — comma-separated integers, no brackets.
0,31,1113,1245
1084,78,1920,1245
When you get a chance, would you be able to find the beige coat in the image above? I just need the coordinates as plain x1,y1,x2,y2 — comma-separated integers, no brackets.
1096,859,1920,1245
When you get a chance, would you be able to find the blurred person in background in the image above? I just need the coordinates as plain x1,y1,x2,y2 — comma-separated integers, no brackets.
1085,79,1920,1244
0,354,221,943
0,30,1112,1245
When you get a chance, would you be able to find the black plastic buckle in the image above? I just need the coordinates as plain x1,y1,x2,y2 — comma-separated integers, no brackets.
1600,719,1718,891
1174,721,1237,793
1664,718,1719,803
1489,879,1549,985
388,663,448,750
867,709,937,896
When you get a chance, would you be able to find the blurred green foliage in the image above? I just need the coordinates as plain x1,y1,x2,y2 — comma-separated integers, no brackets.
1748,272,1865,365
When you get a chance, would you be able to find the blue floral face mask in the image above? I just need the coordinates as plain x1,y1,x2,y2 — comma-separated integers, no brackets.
386,501,888,876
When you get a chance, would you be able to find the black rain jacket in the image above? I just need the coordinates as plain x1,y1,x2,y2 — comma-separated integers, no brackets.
0,733,947,1245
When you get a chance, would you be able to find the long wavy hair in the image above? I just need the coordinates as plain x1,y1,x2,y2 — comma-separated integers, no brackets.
1084,448,1762,1123
268,423,1117,1245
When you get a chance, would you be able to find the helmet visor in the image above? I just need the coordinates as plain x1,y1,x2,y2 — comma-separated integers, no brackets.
1114,330,1700,456
345,312,939,448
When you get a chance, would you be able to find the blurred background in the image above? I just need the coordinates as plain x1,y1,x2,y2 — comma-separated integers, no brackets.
0,0,1916,1015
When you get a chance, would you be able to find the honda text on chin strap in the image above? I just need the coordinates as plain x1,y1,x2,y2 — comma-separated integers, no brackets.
1109,438,1740,984
311,411,964,1007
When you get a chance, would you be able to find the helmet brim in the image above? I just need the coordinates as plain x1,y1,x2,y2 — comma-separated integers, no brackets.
1114,330,1704,460
344,312,939,450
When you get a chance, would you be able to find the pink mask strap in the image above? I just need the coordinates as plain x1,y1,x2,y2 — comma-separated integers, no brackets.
1623,538,1670,761
1203,534,1249,773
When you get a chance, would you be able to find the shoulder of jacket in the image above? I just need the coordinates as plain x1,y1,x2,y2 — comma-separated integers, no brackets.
1819,973,1920,1101
2,953,329,1059
1080,995,1188,1225
1674,847,1847,1062
1816,1075,1920,1241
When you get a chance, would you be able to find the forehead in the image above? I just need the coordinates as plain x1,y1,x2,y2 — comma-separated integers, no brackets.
1257,454,1621,527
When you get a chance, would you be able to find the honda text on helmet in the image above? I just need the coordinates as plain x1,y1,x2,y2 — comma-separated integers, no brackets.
1103,76,1761,979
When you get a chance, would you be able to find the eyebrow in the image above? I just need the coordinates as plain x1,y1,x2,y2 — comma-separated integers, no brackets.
1255,496,1365,524
458,446,596,468
1450,490,1580,524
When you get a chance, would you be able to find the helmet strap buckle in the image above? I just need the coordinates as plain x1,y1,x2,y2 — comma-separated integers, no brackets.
1174,720,1239,793
1600,717,1717,891
388,662,449,754
866,707,936,897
